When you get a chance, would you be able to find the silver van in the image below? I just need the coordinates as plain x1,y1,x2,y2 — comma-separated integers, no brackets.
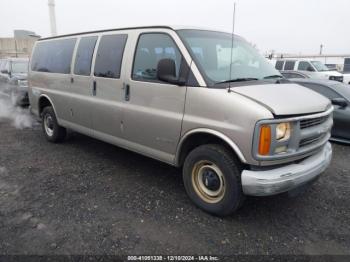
29,26,333,216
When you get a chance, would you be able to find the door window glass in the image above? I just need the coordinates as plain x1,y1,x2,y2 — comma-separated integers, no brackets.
94,34,128,79
132,33,182,81
74,36,98,76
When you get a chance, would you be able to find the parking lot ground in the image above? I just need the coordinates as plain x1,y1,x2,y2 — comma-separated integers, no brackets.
0,86,349,257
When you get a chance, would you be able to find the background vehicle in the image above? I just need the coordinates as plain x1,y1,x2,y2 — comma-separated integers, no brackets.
0,58,29,106
343,74,350,85
291,79,350,144
275,59,344,82
29,26,333,216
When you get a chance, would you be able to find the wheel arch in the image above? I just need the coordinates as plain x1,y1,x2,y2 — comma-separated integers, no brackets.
175,128,247,167
38,95,57,117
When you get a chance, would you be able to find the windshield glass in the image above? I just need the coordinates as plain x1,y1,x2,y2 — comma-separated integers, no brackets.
178,30,281,85
11,61,28,74
311,61,329,72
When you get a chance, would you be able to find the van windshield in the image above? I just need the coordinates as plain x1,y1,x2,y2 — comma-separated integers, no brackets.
178,29,281,86
311,61,330,72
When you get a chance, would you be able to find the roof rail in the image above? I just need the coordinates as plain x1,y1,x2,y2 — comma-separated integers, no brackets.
38,25,175,41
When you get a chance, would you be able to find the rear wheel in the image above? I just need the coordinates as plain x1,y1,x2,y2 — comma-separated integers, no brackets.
183,144,245,216
42,106,66,143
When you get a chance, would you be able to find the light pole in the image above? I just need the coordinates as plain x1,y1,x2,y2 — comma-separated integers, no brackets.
320,44,324,55
48,0,57,36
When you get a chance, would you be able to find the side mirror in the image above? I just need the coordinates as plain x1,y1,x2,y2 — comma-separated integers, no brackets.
157,58,186,86
331,98,348,109
307,66,315,72
1,69,9,74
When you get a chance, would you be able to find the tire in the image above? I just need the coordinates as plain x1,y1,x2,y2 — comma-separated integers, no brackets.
41,106,66,143
183,144,245,216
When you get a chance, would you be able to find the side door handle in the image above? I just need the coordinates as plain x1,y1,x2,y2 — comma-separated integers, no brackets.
124,83,130,101
93,80,97,96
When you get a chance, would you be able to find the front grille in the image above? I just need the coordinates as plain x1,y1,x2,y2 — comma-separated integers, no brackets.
300,116,328,129
300,134,326,147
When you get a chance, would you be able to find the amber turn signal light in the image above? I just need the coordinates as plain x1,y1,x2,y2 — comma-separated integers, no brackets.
258,125,271,155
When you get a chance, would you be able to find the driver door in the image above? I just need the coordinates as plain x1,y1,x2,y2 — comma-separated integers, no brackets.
122,32,187,163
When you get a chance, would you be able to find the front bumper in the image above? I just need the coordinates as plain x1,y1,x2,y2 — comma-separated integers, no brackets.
242,142,332,196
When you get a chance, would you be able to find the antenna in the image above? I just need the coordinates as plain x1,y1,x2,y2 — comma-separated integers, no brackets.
228,2,237,93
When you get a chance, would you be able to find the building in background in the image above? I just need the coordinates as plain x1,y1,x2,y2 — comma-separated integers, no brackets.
0,30,41,58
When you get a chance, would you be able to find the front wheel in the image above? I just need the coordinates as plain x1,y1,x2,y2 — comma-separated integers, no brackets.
183,144,245,216
42,106,66,143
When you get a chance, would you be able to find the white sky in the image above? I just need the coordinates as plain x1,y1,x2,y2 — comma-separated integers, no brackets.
0,0,349,55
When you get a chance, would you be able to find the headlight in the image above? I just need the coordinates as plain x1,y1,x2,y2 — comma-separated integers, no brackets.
258,122,292,156
276,122,291,141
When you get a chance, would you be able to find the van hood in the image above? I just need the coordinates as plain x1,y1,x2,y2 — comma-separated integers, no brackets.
232,83,331,116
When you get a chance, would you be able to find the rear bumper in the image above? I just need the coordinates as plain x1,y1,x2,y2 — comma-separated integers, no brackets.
242,142,332,196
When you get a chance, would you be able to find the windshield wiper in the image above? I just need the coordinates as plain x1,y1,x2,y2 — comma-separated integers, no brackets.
263,75,283,79
216,78,259,84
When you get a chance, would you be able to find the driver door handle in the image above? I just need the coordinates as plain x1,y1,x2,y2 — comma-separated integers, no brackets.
93,80,97,96
124,83,130,101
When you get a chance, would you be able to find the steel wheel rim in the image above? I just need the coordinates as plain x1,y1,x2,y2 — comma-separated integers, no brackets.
191,160,226,204
44,114,54,137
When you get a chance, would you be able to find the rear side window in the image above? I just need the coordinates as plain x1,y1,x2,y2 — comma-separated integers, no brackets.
132,33,182,81
275,60,284,70
284,61,296,70
298,61,311,71
74,36,98,76
31,38,76,74
94,34,128,79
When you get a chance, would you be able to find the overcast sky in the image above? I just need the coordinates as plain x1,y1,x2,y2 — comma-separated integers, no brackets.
0,0,349,55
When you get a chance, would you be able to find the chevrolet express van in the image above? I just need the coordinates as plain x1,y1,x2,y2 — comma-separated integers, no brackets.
275,59,344,83
29,26,333,216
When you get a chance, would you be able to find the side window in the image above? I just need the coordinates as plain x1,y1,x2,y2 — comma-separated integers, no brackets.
298,61,311,71
94,34,128,79
275,60,284,70
302,84,340,99
284,61,296,70
132,33,182,82
31,38,76,74
74,36,98,76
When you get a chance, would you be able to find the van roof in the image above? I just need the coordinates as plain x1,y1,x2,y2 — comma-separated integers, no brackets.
38,25,232,41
